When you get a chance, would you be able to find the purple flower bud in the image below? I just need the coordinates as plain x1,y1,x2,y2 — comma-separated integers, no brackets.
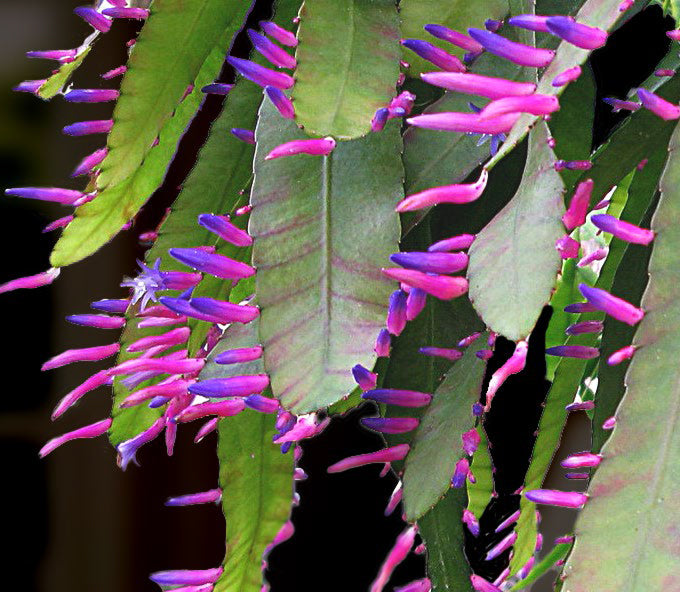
565,320,603,335
149,568,223,587
566,400,595,412
265,86,295,119
51,369,111,419
197,214,253,247
390,251,468,274
479,93,560,120
485,530,517,560
121,379,193,408
564,472,588,480
227,57,294,89
555,159,592,171
637,88,680,120
468,28,555,67
201,83,234,95
546,16,608,50
401,39,466,72
462,509,480,536
230,128,256,144
603,97,641,112
73,6,112,32
39,418,112,457
0,267,60,295
579,283,644,325
27,49,78,61
564,301,598,313
189,375,270,398
370,525,417,592
406,288,427,321
389,91,416,115
177,399,246,422
375,328,391,357
461,428,480,456
352,364,377,391
195,418,219,442
42,343,120,371
245,394,280,413
607,345,635,366
64,88,119,102
668,29,680,41
655,68,675,77
407,111,519,134
387,290,408,335
72,147,108,177
371,108,389,132
215,347,263,364
494,509,520,533
384,481,403,517
508,14,550,32
419,347,462,361
259,20,298,47
127,326,190,353
109,356,204,379
327,444,410,473
546,345,599,359
561,451,602,468
591,214,655,245
397,170,487,212
66,314,126,329
5,186,84,205
424,24,483,52
361,417,419,434
555,535,575,544
62,120,113,136
524,488,588,508
552,65,582,87
470,575,501,592
382,268,468,300
264,137,336,160
168,248,255,279
451,457,470,488
476,349,493,360
485,340,528,410
562,179,593,231
189,297,259,323
166,489,222,507
362,389,432,407
421,71,536,100
102,65,126,79
429,233,475,253
248,29,296,69
101,7,149,19
602,416,617,430
13,79,46,93
117,416,165,470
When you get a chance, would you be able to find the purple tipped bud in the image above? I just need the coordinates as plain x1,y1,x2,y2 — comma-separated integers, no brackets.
555,159,592,171
637,88,680,120
42,343,119,371
168,248,255,279
566,400,595,412
260,21,298,47
361,417,419,434
362,389,431,407
471,575,502,592
101,65,126,79
462,509,480,536
508,14,550,32
265,137,336,160
476,349,493,360
72,147,107,177
384,482,403,516
603,97,641,112
352,364,377,391
460,428,480,456
127,327,190,353
458,332,481,347
197,214,252,246
5,186,84,205
562,179,594,230
43,215,73,232
419,347,462,361
591,214,654,245
387,290,408,336
451,457,470,488
546,345,599,359
564,301,598,313
230,128,256,144
485,18,503,31
101,7,149,19
117,417,165,470
485,340,528,410
190,298,259,323
383,268,468,300
495,509,520,533
248,30,296,69
13,79,46,94
565,472,589,480
39,418,112,457
424,24,483,52
370,525,418,592
401,39,466,72
166,489,221,507
561,452,602,468
421,72,535,100
245,394,280,413
215,347,263,365
546,16,608,50
371,107,390,132
485,530,517,560
62,120,113,136
579,283,644,325
149,568,223,587
602,416,617,430
265,86,295,119
66,314,126,329
655,68,676,77
121,379,193,408
0,268,60,295
189,375,269,398
429,234,475,253
407,111,519,134
468,28,555,67
565,320,603,335
74,6,112,32
406,288,427,321
64,89,119,102
607,345,635,366
195,418,219,442
27,49,78,61
51,369,111,419
327,444,410,473
201,83,234,95
524,488,588,508
479,94,560,120
227,57,294,89
390,251,468,274
375,329,391,357
177,399,246,422
552,65,582,87
397,170,487,212
555,235,580,259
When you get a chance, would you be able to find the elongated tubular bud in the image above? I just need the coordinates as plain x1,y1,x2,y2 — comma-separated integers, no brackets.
42,343,119,371
407,111,519,134
361,417,419,434
188,375,269,398
524,488,588,508
63,119,114,136
102,65,126,79
637,88,680,120
190,298,259,324
176,399,246,422
265,86,295,119
546,16,608,49
101,7,149,19
265,137,336,160
384,481,403,517
371,108,389,131
72,147,107,177
607,345,635,365
562,179,593,230
159,298,220,324
451,457,470,487
150,568,223,587
419,347,462,361
52,369,111,419
39,418,112,457
362,389,431,407
655,68,676,77
27,48,78,61
495,509,520,533
66,314,125,329
485,340,528,410
328,444,410,474
166,489,221,507
565,320,603,335
579,283,644,325
458,332,481,347
245,394,280,413
352,364,377,391
479,94,560,120
564,301,598,313
370,525,417,592
565,472,590,480
5,186,84,205
387,290,408,335
603,97,641,112
248,29,296,69
13,79,46,93
230,128,255,144
602,416,617,430
591,214,655,245
109,357,204,378
194,418,219,443
64,89,119,102
468,28,555,67
397,170,487,212
201,83,233,95
565,400,595,411
120,379,193,408
508,14,550,32
406,288,427,320
74,6,112,32
260,20,298,46
462,428,481,456
552,65,582,87
127,327,190,353
421,71,536,100
0,268,60,295
390,251,468,274
485,531,517,561
43,216,73,232
162,271,203,291
470,575,502,592
429,234,475,252
546,345,599,359
382,268,468,300
136,304,185,319
401,39,466,72
215,347,263,364
561,452,602,468
375,329,391,357
462,509,480,536
227,57,294,89
424,24,483,52
168,248,254,279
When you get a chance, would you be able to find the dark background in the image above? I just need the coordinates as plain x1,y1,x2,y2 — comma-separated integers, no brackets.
0,2,671,591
